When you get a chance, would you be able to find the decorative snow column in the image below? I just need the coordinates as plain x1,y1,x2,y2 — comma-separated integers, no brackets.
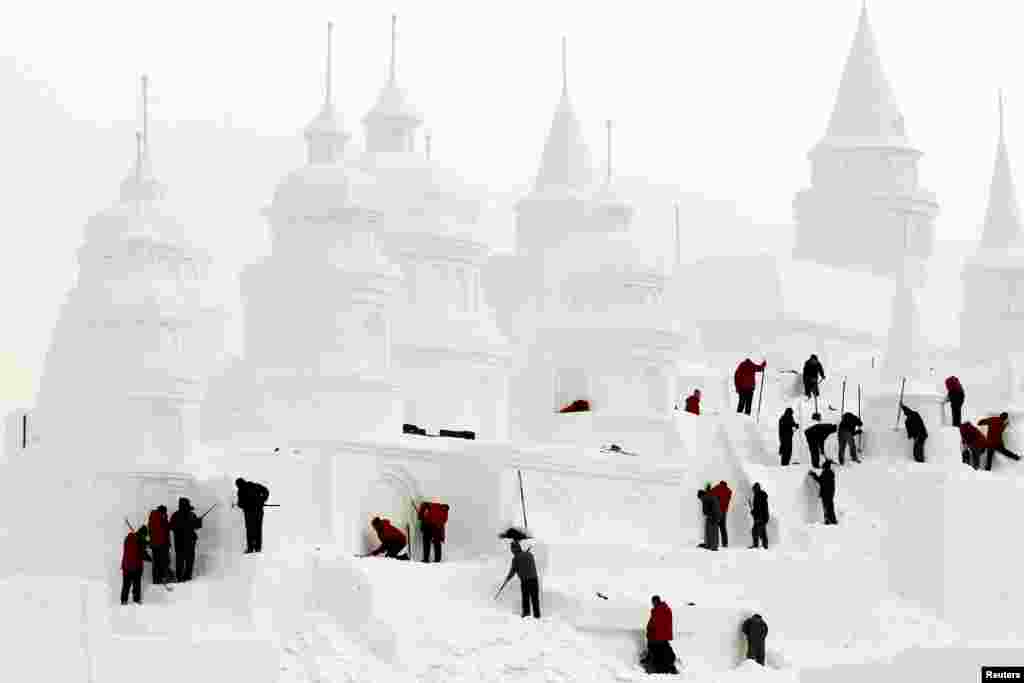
793,3,939,277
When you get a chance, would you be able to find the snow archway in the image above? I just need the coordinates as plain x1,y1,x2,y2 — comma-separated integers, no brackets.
359,465,422,553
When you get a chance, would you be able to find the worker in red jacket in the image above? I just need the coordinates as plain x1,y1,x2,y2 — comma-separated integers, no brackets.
147,505,171,585
944,376,965,426
418,501,450,563
709,481,733,548
959,421,986,470
734,358,766,415
120,525,151,605
644,596,678,674
367,517,409,559
978,412,1022,471
683,389,701,415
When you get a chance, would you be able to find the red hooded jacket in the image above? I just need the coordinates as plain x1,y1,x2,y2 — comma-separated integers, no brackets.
959,423,986,448
710,482,732,514
121,532,144,572
684,394,700,416
419,502,450,541
376,519,407,546
979,416,1008,445
148,509,169,547
647,602,673,642
945,376,964,396
734,359,766,392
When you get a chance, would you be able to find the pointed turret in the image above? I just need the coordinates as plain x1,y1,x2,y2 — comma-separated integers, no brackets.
119,74,166,202
533,37,593,194
824,3,907,145
363,14,422,154
304,21,350,164
980,92,1022,248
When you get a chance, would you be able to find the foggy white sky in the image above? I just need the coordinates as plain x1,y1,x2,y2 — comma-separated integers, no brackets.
1,0,1022,419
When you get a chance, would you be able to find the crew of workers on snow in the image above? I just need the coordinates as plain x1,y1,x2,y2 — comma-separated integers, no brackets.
115,352,1017,675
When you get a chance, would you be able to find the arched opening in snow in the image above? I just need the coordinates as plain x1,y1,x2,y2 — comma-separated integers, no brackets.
359,465,421,555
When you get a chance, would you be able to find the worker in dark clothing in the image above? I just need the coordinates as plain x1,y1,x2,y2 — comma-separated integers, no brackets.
417,501,450,563
837,412,863,465
147,505,171,585
697,489,721,551
802,355,825,399
741,613,769,666
644,596,678,674
808,461,837,525
778,408,799,466
120,525,151,605
944,376,965,427
900,403,928,463
959,421,987,470
804,413,837,469
978,412,1022,471
169,498,202,582
709,481,732,548
734,358,767,415
749,483,770,549
235,477,270,553
368,517,409,559
504,541,541,618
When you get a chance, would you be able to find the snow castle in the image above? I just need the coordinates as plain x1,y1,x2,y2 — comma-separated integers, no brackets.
3,7,1024,683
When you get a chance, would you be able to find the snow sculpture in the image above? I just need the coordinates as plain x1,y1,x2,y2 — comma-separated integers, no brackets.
34,76,227,471
793,3,939,278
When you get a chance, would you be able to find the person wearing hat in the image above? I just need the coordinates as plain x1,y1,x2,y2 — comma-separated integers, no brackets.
147,504,171,585
504,540,541,618
120,524,151,605
170,498,202,582
235,477,270,553
808,461,837,525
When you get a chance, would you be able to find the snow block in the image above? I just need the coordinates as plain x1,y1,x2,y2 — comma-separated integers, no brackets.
100,632,279,683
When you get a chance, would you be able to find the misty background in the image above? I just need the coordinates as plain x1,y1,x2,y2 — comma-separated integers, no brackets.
1,0,1018,424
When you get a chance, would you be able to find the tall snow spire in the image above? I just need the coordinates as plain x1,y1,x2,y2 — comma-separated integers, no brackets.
325,21,334,107
980,90,1022,248
561,36,568,96
532,37,593,193
120,75,166,202
824,3,906,143
362,13,422,154
389,13,397,85
304,20,349,164
141,74,150,160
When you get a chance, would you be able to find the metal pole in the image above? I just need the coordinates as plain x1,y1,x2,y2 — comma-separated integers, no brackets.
22,414,27,449
517,470,529,530
895,377,907,428
756,371,766,423
840,379,847,415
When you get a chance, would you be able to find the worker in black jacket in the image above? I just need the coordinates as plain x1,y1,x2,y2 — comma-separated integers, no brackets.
808,461,837,525
748,483,770,549
900,403,928,463
804,413,837,469
778,408,800,466
235,477,270,553
802,355,825,399
837,412,863,465
504,541,541,619
741,613,769,665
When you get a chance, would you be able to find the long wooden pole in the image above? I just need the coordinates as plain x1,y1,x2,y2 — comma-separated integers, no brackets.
756,371,766,423
517,470,529,530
